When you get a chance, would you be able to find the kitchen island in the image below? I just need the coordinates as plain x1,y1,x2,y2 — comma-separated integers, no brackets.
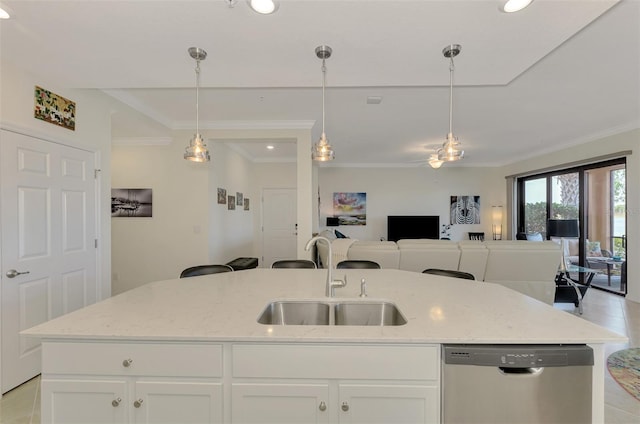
24,268,625,423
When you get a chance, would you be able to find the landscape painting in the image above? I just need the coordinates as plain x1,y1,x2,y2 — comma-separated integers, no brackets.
111,189,152,217
333,192,366,225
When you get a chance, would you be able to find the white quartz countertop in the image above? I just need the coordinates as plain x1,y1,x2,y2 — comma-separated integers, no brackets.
23,269,625,344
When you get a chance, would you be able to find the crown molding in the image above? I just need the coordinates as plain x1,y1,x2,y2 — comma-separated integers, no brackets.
112,137,172,146
172,120,316,131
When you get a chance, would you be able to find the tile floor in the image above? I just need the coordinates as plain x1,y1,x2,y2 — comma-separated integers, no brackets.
0,288,638,424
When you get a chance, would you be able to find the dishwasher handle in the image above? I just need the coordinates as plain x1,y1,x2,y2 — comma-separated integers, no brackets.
499,367,543,376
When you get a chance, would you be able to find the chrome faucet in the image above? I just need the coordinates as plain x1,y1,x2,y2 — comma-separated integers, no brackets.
304,236,346,297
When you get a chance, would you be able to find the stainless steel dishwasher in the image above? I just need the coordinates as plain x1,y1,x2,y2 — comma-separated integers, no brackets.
442,344,593,424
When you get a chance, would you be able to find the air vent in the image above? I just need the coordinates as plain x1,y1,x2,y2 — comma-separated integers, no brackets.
366,96,382,104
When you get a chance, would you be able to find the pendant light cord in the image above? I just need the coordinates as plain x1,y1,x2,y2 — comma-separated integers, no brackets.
195,59,201,135
449,56,454,136
321,59,326,137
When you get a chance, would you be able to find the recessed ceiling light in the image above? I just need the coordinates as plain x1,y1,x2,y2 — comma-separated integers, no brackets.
248,0,278,15
266,145,275,150
503,0,533,13
0,7,10,19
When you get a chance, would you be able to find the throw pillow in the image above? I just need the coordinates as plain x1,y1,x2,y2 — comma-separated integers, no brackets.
526,232,543,241
566,238,579,256
318,229,337,241
587,241,603,257
334,229,349,239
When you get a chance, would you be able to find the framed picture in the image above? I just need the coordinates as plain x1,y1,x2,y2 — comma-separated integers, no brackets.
236,192,243,206
111,189,152,217
333,192,366,225
244,198,250,211
228,195,236,210
217,188,227,204
450,195,480,224
34,86,76,131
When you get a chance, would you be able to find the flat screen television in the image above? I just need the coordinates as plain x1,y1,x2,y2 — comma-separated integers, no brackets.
387,215,440,242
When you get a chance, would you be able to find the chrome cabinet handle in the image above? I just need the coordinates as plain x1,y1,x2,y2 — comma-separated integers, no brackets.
318,401,327,411
111,397,122,407
341,401,349,412
6,269,30,278
122,359,133,367
134,399,144,408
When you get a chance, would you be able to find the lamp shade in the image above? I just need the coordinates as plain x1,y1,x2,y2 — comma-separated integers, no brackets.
547,219,579,238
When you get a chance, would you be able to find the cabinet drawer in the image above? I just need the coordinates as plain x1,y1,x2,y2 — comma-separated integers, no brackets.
233,344,439,380
43,342,222,377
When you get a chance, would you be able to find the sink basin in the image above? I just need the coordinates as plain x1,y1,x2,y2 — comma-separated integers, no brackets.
334,301,407,326
257,301,330,325
257,300,407,326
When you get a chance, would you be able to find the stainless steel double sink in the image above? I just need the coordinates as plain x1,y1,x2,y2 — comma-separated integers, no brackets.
257,300,407,326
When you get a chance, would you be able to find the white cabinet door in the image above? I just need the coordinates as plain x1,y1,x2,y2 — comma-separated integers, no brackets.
338,384,439,424
232,383,329,424
42,379,127,424
133,380,223,424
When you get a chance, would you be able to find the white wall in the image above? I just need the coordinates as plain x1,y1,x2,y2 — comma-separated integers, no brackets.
111,129,309,293
500,128,639,303
208,141,256,265
317,166,505,241
111,135,212,294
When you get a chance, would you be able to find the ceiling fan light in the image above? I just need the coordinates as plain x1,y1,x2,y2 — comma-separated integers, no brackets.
249,0,277,14
503,0,533,13
184,134,211,162
428,154,444,169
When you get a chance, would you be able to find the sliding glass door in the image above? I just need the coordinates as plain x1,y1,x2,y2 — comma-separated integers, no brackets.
516,159,627,295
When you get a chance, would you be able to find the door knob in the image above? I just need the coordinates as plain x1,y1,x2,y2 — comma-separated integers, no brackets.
111,397,122,407
134,399,144,408
6,269,30,278
318,401,327,411
341,401,349,412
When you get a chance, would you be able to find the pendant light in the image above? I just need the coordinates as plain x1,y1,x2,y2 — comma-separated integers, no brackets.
312,45,335,162
184,47,211,163
436,44,464,164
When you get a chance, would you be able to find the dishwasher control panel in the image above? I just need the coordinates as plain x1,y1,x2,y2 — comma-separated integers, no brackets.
443,344,594,367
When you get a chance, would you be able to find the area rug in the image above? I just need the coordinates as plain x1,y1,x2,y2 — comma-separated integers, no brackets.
607,348,640,401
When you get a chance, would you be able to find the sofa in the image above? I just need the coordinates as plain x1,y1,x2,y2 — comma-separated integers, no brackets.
316,234,561,305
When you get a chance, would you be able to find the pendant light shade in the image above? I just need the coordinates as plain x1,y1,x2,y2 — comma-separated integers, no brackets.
312,45,335,162
430,44,464,168
184,47,211,163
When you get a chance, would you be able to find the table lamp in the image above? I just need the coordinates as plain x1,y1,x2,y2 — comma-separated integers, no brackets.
547,219,579,271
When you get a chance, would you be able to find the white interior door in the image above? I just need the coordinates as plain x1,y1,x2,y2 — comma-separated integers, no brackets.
1,129,97,393
262,188,297,268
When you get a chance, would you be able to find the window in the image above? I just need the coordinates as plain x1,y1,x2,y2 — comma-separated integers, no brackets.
516,158,626,295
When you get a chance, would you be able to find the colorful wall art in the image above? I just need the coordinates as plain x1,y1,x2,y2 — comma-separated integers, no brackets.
333,192,366,225
34,86,76,130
